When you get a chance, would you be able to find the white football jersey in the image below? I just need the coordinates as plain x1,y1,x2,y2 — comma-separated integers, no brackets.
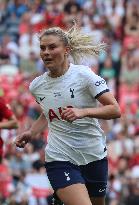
29,63,109,165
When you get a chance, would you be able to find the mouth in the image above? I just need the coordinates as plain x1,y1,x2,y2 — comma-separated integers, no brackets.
44,58,53,64
44,58,52,61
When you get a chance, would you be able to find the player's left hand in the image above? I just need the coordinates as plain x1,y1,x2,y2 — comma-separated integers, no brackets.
61,107,86,122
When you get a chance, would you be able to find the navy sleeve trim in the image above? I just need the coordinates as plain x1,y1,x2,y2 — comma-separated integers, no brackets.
95,89,110,99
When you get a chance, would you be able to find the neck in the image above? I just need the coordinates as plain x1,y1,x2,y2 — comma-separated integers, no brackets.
48,61,70,78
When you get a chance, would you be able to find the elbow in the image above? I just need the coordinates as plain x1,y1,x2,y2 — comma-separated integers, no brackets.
15,122,19,129
12,120,19,129
113,105,121,119
115,110,121,119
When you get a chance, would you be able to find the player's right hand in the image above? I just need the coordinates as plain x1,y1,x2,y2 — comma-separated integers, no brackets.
14,130,32,148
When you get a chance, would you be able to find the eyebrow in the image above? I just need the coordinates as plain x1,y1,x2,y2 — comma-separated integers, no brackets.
40,43,57,47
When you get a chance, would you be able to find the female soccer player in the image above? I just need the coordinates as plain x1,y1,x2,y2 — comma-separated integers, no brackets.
15,24,121,205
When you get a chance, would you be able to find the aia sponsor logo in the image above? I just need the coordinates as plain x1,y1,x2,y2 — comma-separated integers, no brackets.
49,106,73,122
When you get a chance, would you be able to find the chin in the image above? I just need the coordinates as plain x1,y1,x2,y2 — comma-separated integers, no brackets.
44,62,52,68
45,65,55,71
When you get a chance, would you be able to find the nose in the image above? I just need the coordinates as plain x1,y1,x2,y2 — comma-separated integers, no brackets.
43,47,50,55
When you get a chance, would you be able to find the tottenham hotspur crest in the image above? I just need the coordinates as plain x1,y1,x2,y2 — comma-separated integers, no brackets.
70,88,74,98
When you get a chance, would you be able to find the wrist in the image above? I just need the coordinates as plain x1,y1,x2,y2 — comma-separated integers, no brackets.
29,129,36,138
81,108,90,118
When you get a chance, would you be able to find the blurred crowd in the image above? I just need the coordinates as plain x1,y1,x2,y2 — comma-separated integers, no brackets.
0,0,139,204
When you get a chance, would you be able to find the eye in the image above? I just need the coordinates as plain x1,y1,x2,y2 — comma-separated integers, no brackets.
40,46,46,51
49,45,56,50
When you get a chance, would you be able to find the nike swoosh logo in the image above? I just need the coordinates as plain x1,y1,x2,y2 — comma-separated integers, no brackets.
99,188,106,192
40,97,45,101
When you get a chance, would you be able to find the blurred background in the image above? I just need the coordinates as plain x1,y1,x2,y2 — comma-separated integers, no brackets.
0,0,139,204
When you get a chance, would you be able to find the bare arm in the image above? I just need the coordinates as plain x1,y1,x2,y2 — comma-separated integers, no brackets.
83,92,121,120
29,112,48,137
61,92,121,121
0,115,18,129
15,112,48,148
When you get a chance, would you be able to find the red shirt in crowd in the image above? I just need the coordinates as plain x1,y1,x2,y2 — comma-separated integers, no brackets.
0,97,13,157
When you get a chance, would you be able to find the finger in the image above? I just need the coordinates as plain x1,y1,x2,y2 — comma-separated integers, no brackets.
14,139,22,145
62,108,73,112
14,137,22,145
15,140,26,148
21,141,26,147
67,116,76,122
62,107,73,114
63,107,68,110
62,112,72,119
62,111,74,118
61,110,73,119
15,143,24,148
62,109,72,114
64,114,75,121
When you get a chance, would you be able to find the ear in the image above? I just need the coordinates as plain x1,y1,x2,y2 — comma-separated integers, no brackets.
65,46,70,55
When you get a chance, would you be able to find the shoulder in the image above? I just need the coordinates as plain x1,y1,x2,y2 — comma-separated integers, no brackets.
29,73,46,93
70,63,98,80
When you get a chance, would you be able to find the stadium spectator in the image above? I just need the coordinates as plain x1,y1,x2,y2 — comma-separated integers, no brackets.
0,97,18,162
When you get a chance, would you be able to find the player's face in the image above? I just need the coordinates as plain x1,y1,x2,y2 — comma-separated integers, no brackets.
40,35,68,71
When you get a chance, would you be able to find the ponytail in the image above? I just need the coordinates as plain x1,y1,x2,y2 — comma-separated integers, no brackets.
66,23,107,64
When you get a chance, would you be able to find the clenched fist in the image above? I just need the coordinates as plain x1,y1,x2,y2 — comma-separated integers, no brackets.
15,130,32,148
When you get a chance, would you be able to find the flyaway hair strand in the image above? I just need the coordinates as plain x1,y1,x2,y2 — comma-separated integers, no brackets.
66,23,107,64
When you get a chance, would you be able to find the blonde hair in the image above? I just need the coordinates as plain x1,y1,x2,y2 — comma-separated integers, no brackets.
39,23,107,64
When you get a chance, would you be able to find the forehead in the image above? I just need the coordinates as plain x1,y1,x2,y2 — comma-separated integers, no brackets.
40,35,63,45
